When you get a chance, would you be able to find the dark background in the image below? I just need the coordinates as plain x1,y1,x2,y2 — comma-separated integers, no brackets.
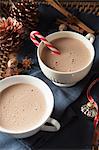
0,1,99,150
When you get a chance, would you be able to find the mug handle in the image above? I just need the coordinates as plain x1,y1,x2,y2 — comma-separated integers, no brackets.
85,33,95,44
41,117,61,132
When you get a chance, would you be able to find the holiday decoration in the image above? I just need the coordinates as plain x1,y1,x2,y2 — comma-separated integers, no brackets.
10,0,40,31
7,57,18,68
81,78,99,127
22,57,32,69
1,55,34,78
0,17,24,52
0,50,9,79
81,78,99,148
30,31,61,55
3,55,20,78
0,17,24,79
81,102,98,118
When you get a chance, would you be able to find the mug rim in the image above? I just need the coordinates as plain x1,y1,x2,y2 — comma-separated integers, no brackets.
0,75,54,134
37,31,95,75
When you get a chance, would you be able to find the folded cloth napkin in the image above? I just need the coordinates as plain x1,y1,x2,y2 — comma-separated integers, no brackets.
20,6,99,149
20,70,94,149
21,74,99,150
0,5,99,150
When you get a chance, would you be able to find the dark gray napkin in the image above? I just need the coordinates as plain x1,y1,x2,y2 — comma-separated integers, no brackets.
20,70,93,149
21,36,99,149
20,5,99,149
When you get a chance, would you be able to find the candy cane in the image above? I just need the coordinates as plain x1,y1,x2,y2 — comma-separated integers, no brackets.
30,31,61,55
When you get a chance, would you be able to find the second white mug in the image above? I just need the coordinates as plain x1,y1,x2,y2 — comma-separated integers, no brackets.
0,75,60,138
37,31,95,87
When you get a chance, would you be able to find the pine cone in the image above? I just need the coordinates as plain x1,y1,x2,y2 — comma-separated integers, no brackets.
10,0,40,31
0,17,24,79
0,50,9,79
0,17,24,52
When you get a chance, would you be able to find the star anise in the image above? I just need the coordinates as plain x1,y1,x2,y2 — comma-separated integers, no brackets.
22,57,32,69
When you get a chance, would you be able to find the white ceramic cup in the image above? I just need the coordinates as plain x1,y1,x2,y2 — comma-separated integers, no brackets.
37,31,95,87
0,75,60,138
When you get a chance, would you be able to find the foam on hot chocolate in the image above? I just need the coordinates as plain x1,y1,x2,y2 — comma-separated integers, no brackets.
41,38,91,72
0,84,46,132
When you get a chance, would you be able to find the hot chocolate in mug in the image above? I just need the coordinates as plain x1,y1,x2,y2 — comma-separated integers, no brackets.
0,75,60,138
36,31,95,87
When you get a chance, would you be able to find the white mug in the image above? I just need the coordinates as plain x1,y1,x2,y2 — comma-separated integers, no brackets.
0,75,60,138
37,31,95,87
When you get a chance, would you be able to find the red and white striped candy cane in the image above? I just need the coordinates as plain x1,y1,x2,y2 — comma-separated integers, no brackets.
30,31,61,55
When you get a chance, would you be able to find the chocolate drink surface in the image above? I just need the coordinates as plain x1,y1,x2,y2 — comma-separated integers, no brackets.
0,83,46,131
41,38,91,72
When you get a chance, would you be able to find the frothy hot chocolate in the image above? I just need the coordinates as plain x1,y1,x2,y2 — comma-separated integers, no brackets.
0,83,46,132
41,38,91,72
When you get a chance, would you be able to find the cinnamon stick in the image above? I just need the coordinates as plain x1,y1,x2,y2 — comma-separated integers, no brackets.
57,19,84,34
45,0,94,34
